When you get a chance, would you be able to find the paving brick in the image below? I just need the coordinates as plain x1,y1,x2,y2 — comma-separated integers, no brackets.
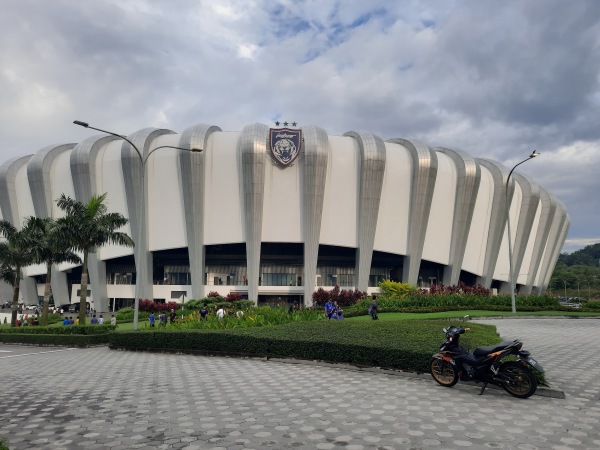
0,318,599,449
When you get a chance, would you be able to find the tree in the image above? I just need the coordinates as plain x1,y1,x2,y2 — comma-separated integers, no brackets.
0,218,40,327
56,193,134,325
29,217,81,325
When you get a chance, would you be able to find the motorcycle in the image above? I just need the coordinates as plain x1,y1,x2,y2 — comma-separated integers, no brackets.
429,325,544,398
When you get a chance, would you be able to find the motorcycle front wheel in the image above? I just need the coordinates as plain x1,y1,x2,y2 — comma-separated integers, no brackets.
430,358,458,387
499,361,537,398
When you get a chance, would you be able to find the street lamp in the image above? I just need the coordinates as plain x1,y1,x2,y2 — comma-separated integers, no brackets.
555,277,571,300
585,277,597,300
506,150,540,313
73,120,202,330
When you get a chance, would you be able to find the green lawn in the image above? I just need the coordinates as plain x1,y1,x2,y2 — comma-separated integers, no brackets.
3,309,598,330
347,309,600,321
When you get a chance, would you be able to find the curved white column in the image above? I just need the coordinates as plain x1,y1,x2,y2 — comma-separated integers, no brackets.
386,139,438,285
121,128,175,301
344,131,386,291
70,135,121,312
474,159,512,288
510,174,541,291
436,147,481,285
522,189,556,294
239,123,269,303
301,126,329,305
28,143,76,307
178,123,222,299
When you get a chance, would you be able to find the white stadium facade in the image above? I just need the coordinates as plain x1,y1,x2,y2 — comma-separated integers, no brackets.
0,122,568,311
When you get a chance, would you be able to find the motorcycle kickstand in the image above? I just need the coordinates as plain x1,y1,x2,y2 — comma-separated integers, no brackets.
479,382,488,395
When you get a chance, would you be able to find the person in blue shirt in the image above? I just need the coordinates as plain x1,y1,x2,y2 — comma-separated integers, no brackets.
324,300,336,319
334,309,344,320
149,312,156,327
62,317,69,326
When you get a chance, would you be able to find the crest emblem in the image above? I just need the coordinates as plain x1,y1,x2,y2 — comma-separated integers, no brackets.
269,127,302,166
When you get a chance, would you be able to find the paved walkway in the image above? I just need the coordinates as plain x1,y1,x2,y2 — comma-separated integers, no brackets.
0,318,599,449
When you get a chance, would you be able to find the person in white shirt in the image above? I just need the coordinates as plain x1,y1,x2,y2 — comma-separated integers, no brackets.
97,315,104,325
110,315,116,326
216,306,225,319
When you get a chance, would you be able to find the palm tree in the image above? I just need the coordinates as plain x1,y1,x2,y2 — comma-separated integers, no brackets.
0,218,40,327
29,217,82,325
56,193,134,325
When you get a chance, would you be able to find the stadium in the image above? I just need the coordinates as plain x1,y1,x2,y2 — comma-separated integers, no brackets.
0,122,569,312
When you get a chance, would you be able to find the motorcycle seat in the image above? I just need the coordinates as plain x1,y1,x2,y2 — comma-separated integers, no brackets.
473,341,515,357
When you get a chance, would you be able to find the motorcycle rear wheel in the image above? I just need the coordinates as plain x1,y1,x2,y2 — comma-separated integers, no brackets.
430,358,459,387
499,361,537,398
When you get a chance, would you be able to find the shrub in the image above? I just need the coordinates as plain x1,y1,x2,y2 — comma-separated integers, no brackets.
312,285,367,308
115,307,149,322
418,282,491,296
584,300,600,309
152,306,323,330
225,292,243,302
343,294,569,317
138,299,179,313
109,320,501,374
0,333,110,347
0,324,116,335
378,280,416,298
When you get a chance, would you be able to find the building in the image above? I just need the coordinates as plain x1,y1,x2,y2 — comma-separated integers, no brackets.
0,122,569,311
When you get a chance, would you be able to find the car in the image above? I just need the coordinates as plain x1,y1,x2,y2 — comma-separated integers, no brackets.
56,304,72,313
68,303,91,313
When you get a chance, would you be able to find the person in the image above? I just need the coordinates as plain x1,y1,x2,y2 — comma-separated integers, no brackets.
169,309,176,324
3,317,6,325
62,316,69,326
98,314,104,325
91,314,98,325
368,299,378,320
74,317,79,326
159,311,166,326
68,317,74,325
324,299,336,319
334,309,344,320
110,314,117,326
149,311,156,327
199,304,209,320
216,306,225,319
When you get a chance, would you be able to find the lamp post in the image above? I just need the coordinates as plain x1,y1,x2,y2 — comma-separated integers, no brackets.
555,277,570,300
506,150,540,313
73,120,202,330
586,277,597,300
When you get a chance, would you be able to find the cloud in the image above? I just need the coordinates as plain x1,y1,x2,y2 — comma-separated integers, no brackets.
0,0,598,253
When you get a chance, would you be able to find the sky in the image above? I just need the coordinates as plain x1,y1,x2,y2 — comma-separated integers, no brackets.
0,0,598,254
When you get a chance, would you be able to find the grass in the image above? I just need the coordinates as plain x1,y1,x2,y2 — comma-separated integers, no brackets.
5,309,597,330
346,310,600,321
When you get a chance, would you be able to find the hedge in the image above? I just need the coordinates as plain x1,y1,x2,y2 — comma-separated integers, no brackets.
344,295,583,317
0,333,110,347
0,325,116,335
109,320,501,374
